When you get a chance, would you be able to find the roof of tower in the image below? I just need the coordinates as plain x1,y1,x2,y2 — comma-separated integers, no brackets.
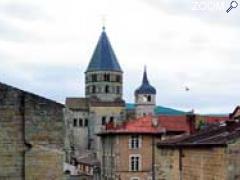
86,27,122,73
135,67,156,95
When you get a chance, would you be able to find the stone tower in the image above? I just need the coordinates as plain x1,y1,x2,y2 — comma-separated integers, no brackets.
135,67,156,118
65,27,125,156
85,27,125,152
85,26,123,102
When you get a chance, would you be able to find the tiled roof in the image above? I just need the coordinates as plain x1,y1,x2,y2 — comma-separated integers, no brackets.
135,67,156,95
65,98,89,110
158,115,191,133
86,27,122,72
98,115,190,135
158,121,240,147
126,103,186,115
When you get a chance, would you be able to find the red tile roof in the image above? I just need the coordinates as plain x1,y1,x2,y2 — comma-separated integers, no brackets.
98,115,191,135
158,115,191,133
158,121,240,147
200,116,228,123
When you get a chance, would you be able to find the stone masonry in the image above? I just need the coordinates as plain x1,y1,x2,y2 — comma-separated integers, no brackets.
0,82,66,180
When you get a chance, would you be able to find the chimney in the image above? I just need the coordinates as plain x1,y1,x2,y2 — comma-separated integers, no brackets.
186,113,196,134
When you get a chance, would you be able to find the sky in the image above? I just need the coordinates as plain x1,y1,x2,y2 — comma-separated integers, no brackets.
0,0,240,114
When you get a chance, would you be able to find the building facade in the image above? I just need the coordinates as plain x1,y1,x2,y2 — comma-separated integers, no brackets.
156,119,240,180
97,115,193,180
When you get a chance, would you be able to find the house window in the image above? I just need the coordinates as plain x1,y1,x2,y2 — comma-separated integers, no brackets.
73,118,77,127
91,74,97,82
85,119,88,127
129,135,141,149
129,155,141,171
79,118,83,127
102,116,106,125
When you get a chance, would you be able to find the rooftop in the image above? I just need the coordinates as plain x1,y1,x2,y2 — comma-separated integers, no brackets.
157,120,240,148
98,115,191,136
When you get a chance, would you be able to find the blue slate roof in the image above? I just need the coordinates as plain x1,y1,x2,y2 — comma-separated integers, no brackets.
135,67,156,95
86,27,122,72
126,103,186,115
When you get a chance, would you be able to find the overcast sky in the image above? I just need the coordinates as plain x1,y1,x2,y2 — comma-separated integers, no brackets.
0,0,239,114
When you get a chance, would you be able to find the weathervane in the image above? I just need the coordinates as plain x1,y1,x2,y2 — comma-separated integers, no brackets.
102,15,106,30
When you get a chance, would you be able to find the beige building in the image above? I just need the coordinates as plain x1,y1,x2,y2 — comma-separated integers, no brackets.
97,115,191,180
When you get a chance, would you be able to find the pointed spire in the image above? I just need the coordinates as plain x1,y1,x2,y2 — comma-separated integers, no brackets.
142,65,149,85
135,66,156,95
86,27,122,72
102,25,106,31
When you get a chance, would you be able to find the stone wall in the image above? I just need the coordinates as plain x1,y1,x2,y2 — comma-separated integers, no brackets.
226,140,240,180
0,82,66,180
155,148,180,180
155,147,227,180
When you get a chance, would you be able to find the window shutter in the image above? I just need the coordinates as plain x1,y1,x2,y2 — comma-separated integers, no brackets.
129,137,132,149
139,136,142,148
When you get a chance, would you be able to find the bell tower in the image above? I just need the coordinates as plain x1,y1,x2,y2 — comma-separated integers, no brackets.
135,67,156,118
85,27,123,102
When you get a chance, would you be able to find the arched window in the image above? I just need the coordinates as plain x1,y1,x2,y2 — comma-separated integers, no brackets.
116,75,121,82
104,73,110,82
147,95,151,102
73,118,77,127
79,118,83,127
102,116,106,125
109,116,114,123
92,85,96,93
105,85,109,93
91,74,97,82
85,119,88,127
116,86,121,94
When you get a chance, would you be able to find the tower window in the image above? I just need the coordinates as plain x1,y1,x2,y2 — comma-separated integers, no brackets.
116,75,121,82
116,86,121,94
104,74,110,82
147,95,151,102
92,85,96,93
105,85,109,93
79,118,83,127
73,118,77,127
109,116,114,123
91,74,97,82
85,119,88,127
102,116,106,125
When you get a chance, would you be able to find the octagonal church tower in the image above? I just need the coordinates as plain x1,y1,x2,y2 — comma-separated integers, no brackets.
85,27,125,153
85,26,123,102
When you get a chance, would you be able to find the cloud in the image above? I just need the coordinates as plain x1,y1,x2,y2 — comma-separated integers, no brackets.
0,2,47,21
0,0,239,114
